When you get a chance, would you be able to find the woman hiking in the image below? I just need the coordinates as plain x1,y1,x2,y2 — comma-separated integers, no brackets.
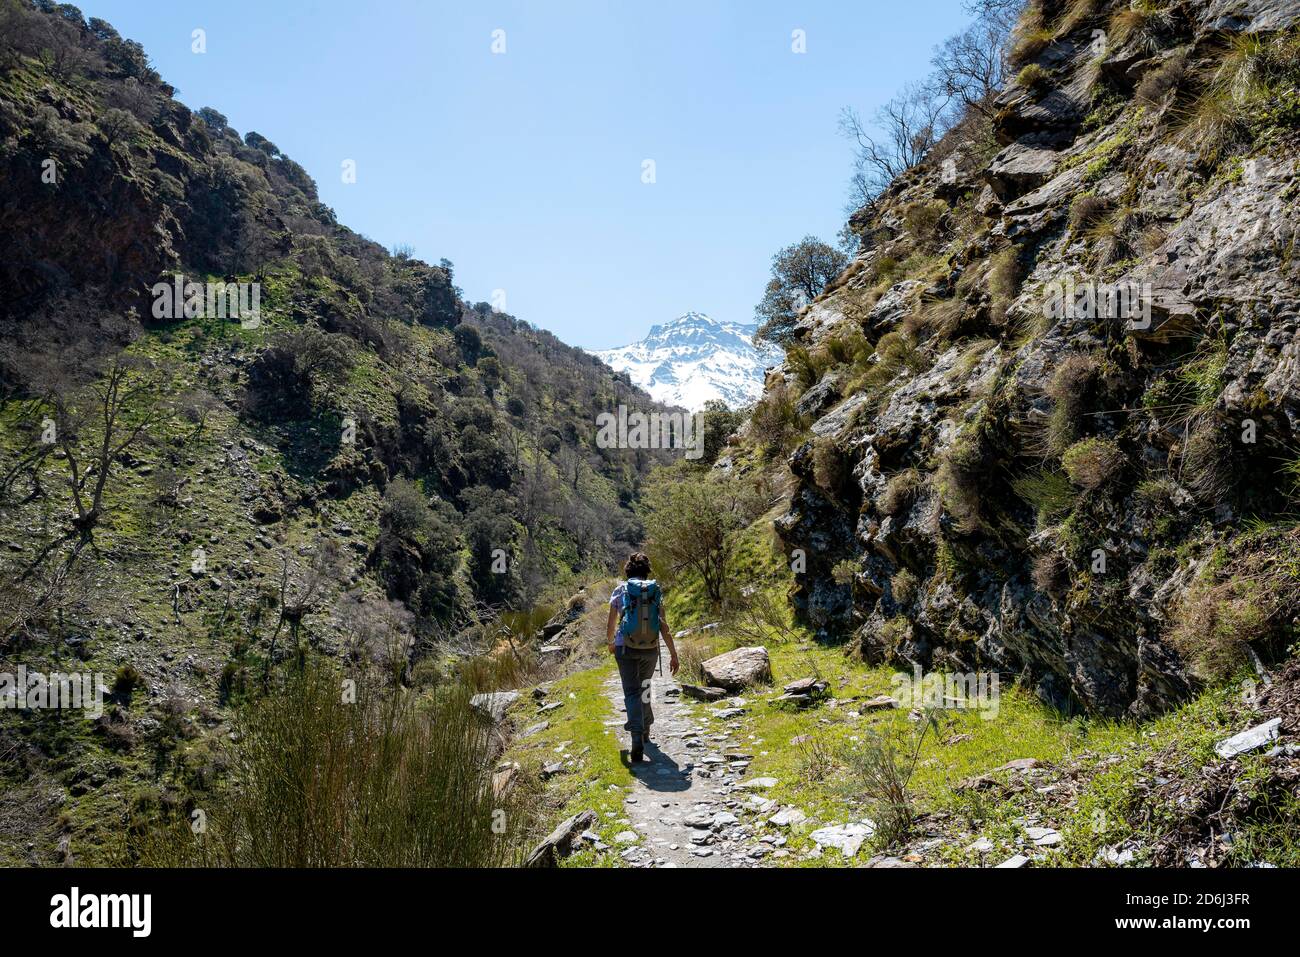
607,553,679,763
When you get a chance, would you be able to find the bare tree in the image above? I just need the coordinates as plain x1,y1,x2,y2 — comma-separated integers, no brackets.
16,347,171,578
930,8,1015,119
840,81,951,206
266,538,346,677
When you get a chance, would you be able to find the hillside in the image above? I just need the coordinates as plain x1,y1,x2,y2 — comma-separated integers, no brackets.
752,0,1300,718
0,0,671,864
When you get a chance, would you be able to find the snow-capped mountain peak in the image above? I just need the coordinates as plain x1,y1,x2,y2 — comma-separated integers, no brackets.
593,311,781,410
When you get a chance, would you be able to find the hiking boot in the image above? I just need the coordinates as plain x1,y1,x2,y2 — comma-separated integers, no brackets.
629,735,644,763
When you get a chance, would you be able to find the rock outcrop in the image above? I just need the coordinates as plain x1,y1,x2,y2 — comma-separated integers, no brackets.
757,0,1300,717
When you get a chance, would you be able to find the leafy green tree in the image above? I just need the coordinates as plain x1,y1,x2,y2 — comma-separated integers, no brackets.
643,463,766,606
699,400,744,465
754,236,848,348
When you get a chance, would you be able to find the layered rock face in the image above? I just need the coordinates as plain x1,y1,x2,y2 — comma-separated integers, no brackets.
762,0,1300,717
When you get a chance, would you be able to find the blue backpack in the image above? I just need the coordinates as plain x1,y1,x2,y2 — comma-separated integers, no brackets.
619,579,661,650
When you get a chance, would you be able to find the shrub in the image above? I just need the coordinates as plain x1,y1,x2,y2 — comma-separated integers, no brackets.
1016,63,1052,96
113,664,145,699
750,380,803,458
836,712,936,849
891,568,920,606
1032,551,1070,596
1168,580,1267,683
812,435,853,497
877,468,923,516
1135,51,1189,107
1044,353,1099,455
1062,437,1125,490
136,661,520,866
1068,194,1111,234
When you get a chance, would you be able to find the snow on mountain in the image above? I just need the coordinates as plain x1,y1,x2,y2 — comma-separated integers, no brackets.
592,311,782,410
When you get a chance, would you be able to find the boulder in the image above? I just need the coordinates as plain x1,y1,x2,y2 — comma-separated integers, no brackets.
525,809,597,867
701,646,772,691
1214,718,1282,759
809,822,875,858
783,676,829,697
469,691,519,723
681,684,728,702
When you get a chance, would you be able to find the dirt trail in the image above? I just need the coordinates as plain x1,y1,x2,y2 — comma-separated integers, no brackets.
601,639,783,868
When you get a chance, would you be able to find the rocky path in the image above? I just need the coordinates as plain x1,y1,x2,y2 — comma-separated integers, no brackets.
600,640,790,868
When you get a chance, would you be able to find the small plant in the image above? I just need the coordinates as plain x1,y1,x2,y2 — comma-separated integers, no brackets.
1181,415,1234,504
907,296,967,341
812,435,852,496
1135,51,1189,107
901,199,948,247
831,558,858,586
891,568,920,606
112,664,145,699
1110,0,1172,54
1044,354,1099,456
1012,469,1077,524
795,732,839,783
1009,0,1053,68
1032,550,1070,596
1016,63,1052,97
877,468,923,516
1057,0,1103,36
786,345,820,391
1062,437,1125,490
988,248,1021,326
837,710,938,849
1068,193,1112,234
938,431,991,533
1135,478,1178,515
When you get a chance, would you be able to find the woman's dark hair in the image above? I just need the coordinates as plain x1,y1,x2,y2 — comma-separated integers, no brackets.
624,552,652,579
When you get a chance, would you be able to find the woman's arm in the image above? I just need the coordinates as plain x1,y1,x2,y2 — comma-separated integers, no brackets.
606,604,618,654
659,606,679,675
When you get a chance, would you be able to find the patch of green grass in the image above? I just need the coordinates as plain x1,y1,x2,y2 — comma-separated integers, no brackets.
501,663,629,867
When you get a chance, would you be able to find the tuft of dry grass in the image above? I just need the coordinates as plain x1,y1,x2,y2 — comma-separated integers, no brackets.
1062,436,1125,491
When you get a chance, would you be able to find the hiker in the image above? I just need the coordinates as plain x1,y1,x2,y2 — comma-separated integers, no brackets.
607,552,679,763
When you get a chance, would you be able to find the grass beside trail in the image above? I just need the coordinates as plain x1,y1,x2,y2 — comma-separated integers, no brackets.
502,661,631,867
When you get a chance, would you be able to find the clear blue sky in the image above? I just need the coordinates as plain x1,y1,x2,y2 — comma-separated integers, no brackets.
77,0,970,350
